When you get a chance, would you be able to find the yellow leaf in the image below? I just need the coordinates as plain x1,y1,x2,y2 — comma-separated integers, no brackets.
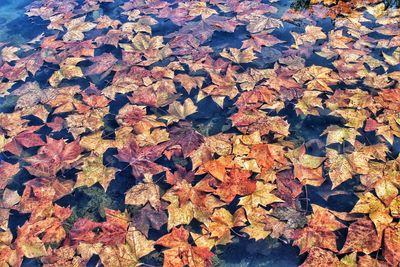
49,58,84,87
322,125,360,146
239,181,283,208
80,132,115,155
99,227,154,267
220,48,257,64
125,182,161,209
242,223,271,241
75,155,117,190
161,99,198,125
63,16,96,42
1,47,20,62
326,149,353,189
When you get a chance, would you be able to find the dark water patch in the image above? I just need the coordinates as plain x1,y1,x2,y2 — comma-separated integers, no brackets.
0,95,18,113
21,258,41,267
106,168,138,210
34,63,58,86
207,26,249,51
3,14,47,44
6,168,33,194
152,18,181,37
327,193,359,212
57,185,120,224
8,210,30,240
305,50,334,68
87,255,101,267
217,238,300,266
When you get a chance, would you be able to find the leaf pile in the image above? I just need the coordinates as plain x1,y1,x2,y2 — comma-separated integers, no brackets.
0,0,400,266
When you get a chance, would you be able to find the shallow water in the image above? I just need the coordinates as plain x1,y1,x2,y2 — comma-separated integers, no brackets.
0,0,399,266
0,0,46,45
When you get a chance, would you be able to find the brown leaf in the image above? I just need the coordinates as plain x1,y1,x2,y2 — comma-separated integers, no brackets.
340,218,382,254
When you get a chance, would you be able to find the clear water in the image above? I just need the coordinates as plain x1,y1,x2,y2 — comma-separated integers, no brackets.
0,0,398,266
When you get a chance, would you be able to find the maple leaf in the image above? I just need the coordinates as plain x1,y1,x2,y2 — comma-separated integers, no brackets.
293,227,339,254
75,154,117,190
165,165,195,185
49,57,85,87
1,46,20,62
238,181,283,208
125,176,161,209
340,218,382,254
325,148,354,189
246,15,283,33
200,208,237,246
116,140,167,178
162,180,224,229
128,80,178,108
165,121,204,158
66,107,108,138
220,48,257,64
383,224,400,266
240,206,272,241
97,226,154,267
286,145,325,186
188,2,218,19
295,91,323,116
4,129,45,156
291,25,327,48
132,204,167,237
230,109,290,137
214,168,256,203
242,33,285,52
0,111,29,137
299,247,340,267
202,155,235,182
41,246,84,266
254,142,288,165
85,52,118,76
0,62,28,82
174,74,205,94
96,15,121,29
96,29,126,47
325,89,377,112
19,178,74,208
79,131,115,155
41,86,81,114
351,192,392,235
25,137,81,177
201,66,239,103
123,32,164,52
275,170,303,205
70,209,129,246
161,99,198,125
293,65,341,92
116,104,164,134
330,108,370,129
358,254,389,267
10,82,43,110
293,205,345,254
155,226,213,267
0,231,17,266
63,16,96,42
15,204,72,264
75,225,154,267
